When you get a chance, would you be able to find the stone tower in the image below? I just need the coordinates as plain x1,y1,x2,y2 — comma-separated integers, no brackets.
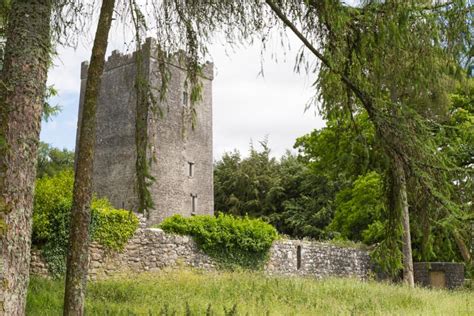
76,38,214,226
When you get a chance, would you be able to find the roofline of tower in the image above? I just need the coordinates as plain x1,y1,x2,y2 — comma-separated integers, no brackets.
81,37,214,81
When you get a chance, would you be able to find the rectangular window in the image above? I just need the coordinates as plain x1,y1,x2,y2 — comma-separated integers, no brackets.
191,194,197,215
188,162,195,177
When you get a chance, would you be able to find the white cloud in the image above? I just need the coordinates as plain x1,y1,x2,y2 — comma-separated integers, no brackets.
43,14,326,158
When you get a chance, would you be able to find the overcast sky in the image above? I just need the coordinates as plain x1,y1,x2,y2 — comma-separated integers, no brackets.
41,10,329,159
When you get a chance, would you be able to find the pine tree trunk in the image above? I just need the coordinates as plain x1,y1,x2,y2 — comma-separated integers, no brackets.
393,156,415,287
63,0,115,314
0,0,52,314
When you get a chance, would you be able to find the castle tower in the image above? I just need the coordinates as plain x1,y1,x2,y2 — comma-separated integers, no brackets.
76,38,214,226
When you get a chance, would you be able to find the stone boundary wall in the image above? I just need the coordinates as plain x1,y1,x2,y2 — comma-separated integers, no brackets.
30,228,371,280
413,262,464,289
266,240,371,279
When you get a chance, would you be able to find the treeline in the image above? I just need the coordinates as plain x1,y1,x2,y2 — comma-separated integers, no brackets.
37,142,75,178
39,79,473,266
215,80,474,265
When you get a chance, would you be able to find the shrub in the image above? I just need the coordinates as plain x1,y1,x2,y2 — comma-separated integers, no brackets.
159,214,279,269
33,170,74,243
91,201,139,251
33,171,139,277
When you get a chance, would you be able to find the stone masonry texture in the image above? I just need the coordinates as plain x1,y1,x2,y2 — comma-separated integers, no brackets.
76,38,214,226
413,262,465,289
30,215,371,281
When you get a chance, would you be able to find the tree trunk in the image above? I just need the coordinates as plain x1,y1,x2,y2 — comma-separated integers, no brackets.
453,230,471,264
63,0,115,315
392,156,415,287
265,0,417,286
0,0,52,314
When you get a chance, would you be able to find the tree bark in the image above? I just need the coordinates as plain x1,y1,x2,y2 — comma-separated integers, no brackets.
392,155,415,287
453,230,471,264
0,0,52,314
63,0,116,315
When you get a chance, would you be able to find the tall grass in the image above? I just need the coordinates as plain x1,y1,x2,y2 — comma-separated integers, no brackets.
27,269,473,315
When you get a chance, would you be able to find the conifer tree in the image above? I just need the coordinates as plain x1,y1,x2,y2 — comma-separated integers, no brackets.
262,0,471,286
0,0,52,313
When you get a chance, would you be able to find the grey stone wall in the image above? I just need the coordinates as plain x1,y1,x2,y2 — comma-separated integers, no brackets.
146,40,214,225
265,240,371,279
76,38,214,226
413,262,465,289
77,50,140,212
30,228,371,280
29,249,49,277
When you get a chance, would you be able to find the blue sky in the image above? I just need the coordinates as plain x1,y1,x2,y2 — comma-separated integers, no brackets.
41,92,80,150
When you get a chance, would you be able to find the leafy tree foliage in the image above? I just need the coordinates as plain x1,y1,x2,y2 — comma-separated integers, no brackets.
36,142,74,178
330,171,385,245
214,141,283,219
260,0,471,284
215,79,472,267
214,142,330,239
270,153,335,239
214,140,343,240
409,79,474,265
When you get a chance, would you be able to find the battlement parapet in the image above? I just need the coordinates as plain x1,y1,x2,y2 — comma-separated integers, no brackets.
80,37,214,80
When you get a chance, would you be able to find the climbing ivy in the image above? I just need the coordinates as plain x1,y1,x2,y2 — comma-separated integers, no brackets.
159,214,279,270
128,0,208,216
33,170,139,277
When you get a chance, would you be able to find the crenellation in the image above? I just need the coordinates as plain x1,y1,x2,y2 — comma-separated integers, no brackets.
80,61,89,79
104,49,136,72
80,38,214,81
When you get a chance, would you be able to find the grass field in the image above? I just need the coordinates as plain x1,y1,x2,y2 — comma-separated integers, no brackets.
27,269,473,315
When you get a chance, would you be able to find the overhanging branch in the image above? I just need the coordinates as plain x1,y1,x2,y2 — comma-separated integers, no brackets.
264,0,376,117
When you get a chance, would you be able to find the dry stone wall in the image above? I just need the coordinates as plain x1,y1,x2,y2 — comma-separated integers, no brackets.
30,228,371,280
266,240,371,279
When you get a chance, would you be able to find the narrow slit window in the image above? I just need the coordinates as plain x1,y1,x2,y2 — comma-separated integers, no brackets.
183,81,188,106
296,245,302,270
188,162,195,177
182,91,188,106
191,194,197,215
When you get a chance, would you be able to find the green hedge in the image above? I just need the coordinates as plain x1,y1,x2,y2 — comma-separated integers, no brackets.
33,170,139,277
159,214,279,269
